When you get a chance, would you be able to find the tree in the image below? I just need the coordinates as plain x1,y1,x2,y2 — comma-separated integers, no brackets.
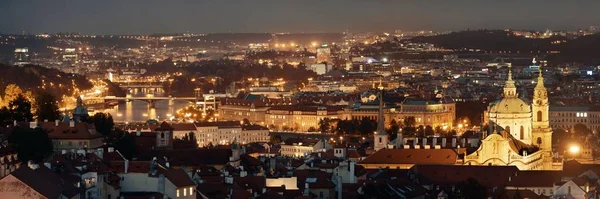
114,130,136,160
8,94,33,122
358,117,375,135
8,127,53,163
424,125,434,136
416,125,425,137
318,118,332,134
573,123,592,137
403,116,416,127
35,91,60,122
387,119,400,141
90,112,114,136
2,84,23,107
242,118,250,126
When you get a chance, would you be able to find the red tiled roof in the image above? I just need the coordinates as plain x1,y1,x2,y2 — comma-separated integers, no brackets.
411,165,519,188
165,168,195,187
505,171,562,187
360,149,458,165
32,122,101,140
8,166,81,199
169,123,197,131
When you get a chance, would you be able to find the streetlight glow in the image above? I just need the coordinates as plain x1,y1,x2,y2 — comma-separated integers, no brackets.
569,145,580,154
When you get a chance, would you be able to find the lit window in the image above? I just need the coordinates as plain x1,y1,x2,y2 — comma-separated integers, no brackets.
184,188,187,196
189,187,193,195
176,189,180,197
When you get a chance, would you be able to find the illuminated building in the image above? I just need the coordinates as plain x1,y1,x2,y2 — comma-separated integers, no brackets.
13,48,30,66
466,59,554,170
316,44,331,64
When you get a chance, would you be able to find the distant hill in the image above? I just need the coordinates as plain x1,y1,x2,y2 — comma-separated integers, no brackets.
0,64,93,100
409,30,600,64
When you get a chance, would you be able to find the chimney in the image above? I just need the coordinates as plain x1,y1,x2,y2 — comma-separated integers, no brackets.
124,159,129,173
452,138,457,148
69,121,75,127
303,182,310,196
442,138,447,148
337,176,343,199
349,161,356,183
96,148,104,159
55,120,59,126
29,122,37,129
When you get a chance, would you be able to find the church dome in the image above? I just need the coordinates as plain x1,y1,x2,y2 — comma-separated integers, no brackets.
489,98,531,114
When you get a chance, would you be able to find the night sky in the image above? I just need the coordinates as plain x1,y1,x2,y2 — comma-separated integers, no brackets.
1,0,599,34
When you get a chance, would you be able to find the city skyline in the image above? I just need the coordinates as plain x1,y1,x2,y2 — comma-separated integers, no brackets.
2,0,600,34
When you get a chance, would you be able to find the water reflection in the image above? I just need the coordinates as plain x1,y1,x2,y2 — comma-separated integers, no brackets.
99,90,193,122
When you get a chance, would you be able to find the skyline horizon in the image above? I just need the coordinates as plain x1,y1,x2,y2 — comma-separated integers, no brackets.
2,26,598,35
2,0,600,35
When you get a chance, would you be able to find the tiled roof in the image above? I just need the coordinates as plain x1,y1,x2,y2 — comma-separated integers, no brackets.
9,166,81,199
360,149,458,165
168,123,197,131
410,165,519,188
505,171,562,187
164,168,195,187
283,138,321,147
27,122,101,140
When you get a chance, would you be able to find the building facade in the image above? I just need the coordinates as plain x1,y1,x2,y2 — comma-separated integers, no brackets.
467,61,554,170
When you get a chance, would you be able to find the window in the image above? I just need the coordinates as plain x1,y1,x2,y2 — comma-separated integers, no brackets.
537,137,542,146
177,189,180,197
319,191,324,198
537,111,543,122
379,137,382,143
184,188,187,196
161,132,165,138
189,187,194,195
520,126,524,140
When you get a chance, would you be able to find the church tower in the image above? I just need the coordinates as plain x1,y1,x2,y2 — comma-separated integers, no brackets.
373,83,388,151
530,59,553,169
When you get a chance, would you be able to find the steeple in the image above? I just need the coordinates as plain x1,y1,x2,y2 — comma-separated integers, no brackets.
535,59,546,91
373,87,388,151
503,64,517,98
376,89,385,135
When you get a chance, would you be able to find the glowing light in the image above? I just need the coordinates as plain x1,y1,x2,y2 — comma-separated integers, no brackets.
569,145,580,154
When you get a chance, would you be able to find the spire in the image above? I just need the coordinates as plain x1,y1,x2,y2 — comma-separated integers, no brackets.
535,59,546,90
503,64,517,98
376,88,386,135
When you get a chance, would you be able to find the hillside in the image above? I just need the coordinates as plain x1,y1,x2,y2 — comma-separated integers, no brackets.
0,64,93,100
409,30,600,64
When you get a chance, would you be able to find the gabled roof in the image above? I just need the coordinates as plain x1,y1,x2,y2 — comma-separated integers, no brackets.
164,168,195,187
8,166,81,199
155,121,174,131
360,149,458,165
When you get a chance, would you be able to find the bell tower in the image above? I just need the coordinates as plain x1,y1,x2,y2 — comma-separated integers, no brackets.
530,58,553,169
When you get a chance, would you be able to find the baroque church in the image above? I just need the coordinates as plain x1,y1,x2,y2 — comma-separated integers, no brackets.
465,59,555,170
